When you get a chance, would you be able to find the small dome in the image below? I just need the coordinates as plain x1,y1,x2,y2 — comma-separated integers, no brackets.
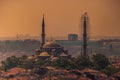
39,52,51,57
43,41,61,48
51,57,59,61
60,53,68,57
28,56,34,59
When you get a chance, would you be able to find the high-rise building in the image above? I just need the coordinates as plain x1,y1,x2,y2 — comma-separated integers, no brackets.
68,34,78,41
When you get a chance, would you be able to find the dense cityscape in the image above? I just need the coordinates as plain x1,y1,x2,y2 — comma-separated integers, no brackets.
0,0,120,80
0,13,119,80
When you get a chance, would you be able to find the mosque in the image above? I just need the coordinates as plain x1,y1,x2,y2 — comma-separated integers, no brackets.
36,15,71,61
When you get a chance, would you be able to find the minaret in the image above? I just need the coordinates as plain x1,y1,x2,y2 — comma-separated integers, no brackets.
82,12,88,56
41,14,45,47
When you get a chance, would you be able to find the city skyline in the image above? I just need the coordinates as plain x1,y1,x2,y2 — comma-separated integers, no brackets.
0,0,120,38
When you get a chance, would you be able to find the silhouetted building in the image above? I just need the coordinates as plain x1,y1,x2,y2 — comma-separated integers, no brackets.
36,15,70,60
68,34,78,41
41,14,45,47
81,12,89,56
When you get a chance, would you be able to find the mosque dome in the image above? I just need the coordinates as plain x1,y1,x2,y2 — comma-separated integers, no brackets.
51,57,59,61
43,41,61,48
60,53,68,57
39,52,51,57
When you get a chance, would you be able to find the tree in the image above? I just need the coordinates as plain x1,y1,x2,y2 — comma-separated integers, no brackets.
92,54,110,70
34,59,44,68
51,58,72,69
102,65,119,76
1,55,19,71
75,56,92,69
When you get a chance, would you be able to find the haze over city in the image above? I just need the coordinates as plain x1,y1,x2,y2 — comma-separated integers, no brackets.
0,1,120,80
0,0,120,38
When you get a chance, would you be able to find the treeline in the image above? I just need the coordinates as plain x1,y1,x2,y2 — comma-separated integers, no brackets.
0,54,119,76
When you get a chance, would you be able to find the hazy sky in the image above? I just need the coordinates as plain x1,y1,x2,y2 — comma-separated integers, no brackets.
0,0,120,38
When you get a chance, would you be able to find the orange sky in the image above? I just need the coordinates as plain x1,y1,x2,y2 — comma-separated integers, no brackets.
0,0,120,38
